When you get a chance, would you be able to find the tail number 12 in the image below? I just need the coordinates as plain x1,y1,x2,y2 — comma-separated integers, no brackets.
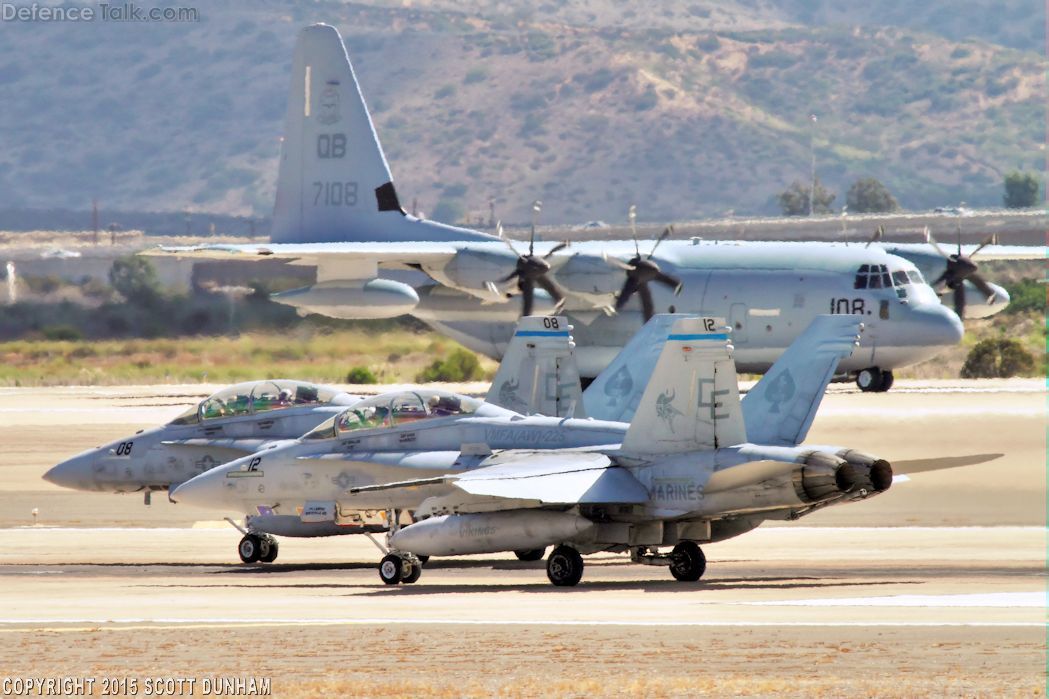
313,181,358,207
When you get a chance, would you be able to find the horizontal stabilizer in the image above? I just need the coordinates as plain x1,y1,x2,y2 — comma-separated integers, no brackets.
892,453,1003,475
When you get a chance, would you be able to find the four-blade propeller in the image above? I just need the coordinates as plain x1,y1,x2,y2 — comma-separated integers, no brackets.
493,202,568,317
609,223,683,322
925,226,996,319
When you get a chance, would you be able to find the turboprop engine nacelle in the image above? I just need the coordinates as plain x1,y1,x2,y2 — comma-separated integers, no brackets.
388,510,594,557
794,450,892,503
944,280,1010,319
425,248,517,297
271,278,419,319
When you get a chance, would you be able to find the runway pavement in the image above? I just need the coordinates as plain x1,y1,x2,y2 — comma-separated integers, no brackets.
0,381,1043,696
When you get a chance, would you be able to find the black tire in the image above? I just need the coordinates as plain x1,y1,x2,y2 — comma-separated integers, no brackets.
417,555,430,566
379,554,403,585
546,545,584,587
856,367,882,392
259,538,279,563
238,534,262,564
669,541,707,582
514,548,546,562
878,370,895,392
401,562,422,584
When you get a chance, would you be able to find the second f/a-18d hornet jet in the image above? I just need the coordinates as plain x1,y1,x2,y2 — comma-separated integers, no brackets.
343,315,1000,586
172,314,999,580
155,23,1036,391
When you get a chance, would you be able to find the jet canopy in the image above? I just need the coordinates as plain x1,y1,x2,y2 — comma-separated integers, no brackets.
304,389,484,440
169,380,347,425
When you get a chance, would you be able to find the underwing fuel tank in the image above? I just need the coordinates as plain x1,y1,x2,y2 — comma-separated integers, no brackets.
271,278,419,319
388,510,594,557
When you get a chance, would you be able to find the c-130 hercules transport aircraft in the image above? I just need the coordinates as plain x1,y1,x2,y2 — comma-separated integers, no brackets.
157,24,1040,391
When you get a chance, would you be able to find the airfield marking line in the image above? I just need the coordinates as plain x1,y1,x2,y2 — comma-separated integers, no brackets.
0,619,1040,629
6,525,1044,533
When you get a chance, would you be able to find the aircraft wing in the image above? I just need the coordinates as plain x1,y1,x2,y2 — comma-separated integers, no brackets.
350,450,649,506
881,243,1044,261
147,240,467,266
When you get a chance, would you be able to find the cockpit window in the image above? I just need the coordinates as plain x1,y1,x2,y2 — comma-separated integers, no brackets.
333,390,480,436
855,264,915,295
168,405,200,426
303,416,337,441
193,380,339,421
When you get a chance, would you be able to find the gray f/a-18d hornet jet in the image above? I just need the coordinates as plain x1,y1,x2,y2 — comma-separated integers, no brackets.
43,318,585,563
157,23,1037,391
44,380,360,502
172,314,998,581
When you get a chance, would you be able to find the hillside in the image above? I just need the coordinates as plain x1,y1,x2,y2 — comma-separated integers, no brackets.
0,0,1043,225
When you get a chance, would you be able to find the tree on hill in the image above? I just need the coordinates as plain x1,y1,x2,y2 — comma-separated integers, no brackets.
846,177,899,213
1003,170,1042,208
778,178,836,216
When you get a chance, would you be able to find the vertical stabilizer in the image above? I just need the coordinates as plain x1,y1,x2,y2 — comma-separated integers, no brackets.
272,24,494,243
742,315,862,447
620,317,745,455
485,316,583,418
582,314,677,423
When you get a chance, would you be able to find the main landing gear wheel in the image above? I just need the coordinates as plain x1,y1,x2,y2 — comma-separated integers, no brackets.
856,367,885,392
401,562,422,584
546,545,584,587
379,554,404,585
379,554,422,585
259,537,279,563
669,541,707,582
238,534,263,563
878,370,895,392
514,548,546,562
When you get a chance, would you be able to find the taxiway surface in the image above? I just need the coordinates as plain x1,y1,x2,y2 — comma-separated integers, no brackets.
0,381,1043,696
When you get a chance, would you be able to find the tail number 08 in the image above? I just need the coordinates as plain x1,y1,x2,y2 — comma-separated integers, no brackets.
313,181,358,207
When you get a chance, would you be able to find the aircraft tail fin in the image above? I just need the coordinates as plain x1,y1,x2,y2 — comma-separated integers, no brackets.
582,314,677,423
272,24,493,243
741,315,862,447
620,317,745,455
485,316,583,418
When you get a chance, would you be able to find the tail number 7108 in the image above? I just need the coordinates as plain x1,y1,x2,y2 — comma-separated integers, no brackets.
312,181,357,207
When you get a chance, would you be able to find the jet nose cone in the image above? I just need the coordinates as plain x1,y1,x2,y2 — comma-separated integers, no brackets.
43,451,95,490
170,470,230,511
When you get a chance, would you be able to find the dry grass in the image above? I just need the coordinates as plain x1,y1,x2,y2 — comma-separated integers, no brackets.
0,328,498,386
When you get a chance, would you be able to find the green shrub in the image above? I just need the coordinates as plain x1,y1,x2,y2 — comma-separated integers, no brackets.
345,366,378,384
1002,279,1045,315
416,348,484,383
960,338,1036,378
41,325,83,341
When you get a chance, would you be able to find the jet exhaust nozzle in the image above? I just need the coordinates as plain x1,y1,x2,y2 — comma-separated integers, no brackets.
796,450,893,503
